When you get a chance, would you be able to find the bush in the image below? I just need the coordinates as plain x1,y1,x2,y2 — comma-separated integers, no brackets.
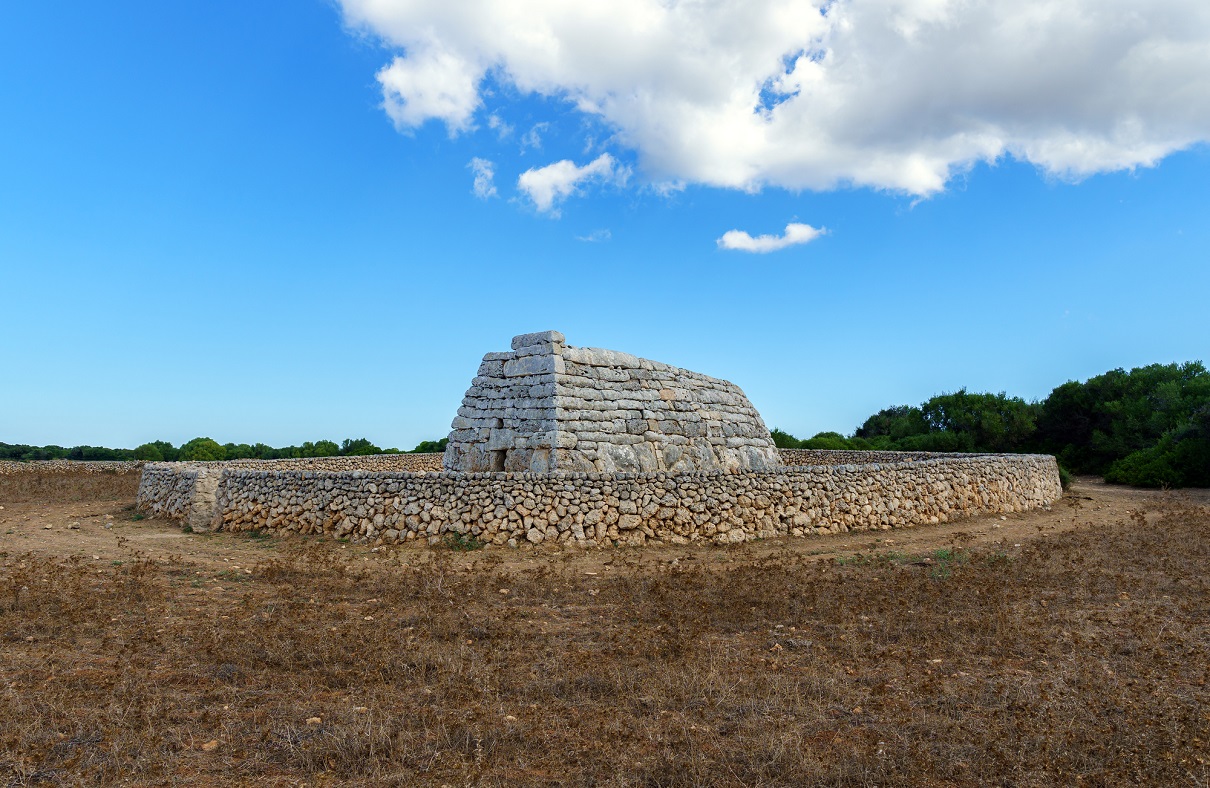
800,432,852,450
133,442,165,461
770,428,802,449
178,437,226,462
1057,462,1074,490
892,431,977,453
340,438,382,456
1103,406,1210,488
1036,361,1209,475
1104,448,1182,488
301,440,341,458
410,438,449,454
222,443,258,459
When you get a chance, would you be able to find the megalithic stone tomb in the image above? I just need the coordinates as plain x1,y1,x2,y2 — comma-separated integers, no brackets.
443,331,782,474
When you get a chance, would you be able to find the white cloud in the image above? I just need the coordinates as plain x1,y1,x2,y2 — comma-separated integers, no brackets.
576,229,612,243
517,153,621,213
717,223,825,253
341,0,1210,195
468,157,497,198
487,113,513,139
376,41,480,133
521,122,549,150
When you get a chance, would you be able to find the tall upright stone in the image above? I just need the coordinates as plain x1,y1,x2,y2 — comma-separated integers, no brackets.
443,331,781,473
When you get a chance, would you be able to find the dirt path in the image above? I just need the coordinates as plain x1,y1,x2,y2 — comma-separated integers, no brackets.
3,477,1205,577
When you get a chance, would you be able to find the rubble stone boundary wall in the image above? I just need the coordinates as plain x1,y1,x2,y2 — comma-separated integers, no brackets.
1,460,145,503
137,451,1061,547
778,449,943,466
0,460,145,477
136,454,444,530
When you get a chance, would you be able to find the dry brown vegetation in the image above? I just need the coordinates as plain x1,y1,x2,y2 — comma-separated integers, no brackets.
1,488,1208,786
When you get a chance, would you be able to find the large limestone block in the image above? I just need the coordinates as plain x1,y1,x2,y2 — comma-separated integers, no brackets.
504,354,565,377
512,330,566,349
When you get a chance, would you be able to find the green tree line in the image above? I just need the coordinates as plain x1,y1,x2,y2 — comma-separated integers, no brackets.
0,437,448,463
773,361,1209,488
7,360,1207,488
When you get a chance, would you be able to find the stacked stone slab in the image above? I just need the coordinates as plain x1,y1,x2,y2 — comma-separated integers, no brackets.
443,331,782,474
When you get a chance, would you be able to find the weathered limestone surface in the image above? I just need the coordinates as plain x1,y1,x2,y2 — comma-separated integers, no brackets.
137,464,204,522
138,451,1062,547
444,331,781,474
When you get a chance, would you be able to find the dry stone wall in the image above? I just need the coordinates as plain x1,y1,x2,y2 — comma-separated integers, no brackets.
137,464,207,523
138,451,1061,545
0,460,144,477
1,460,144,503
136,454,443,529
445,331,781,474
779,449,944,466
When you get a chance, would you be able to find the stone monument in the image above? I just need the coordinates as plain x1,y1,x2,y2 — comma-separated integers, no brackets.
443,331,781,473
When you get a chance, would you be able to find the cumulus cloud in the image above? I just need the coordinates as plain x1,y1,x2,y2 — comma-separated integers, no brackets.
468,157,497,198
517,153,622,213
376,40,481,133
341,0,1210,195
717,223,825,253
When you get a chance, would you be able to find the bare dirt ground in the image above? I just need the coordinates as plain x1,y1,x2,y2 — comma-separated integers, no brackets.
1,478,1207,786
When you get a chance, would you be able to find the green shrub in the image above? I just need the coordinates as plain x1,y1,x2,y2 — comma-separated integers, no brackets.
800,432,852,450
1105,448,1181,488
178,437,226,462
340,438,382,456
443,532,486,551
770,428,802,449
301,440,341,458
1056,462,1074,490
133,442,166,461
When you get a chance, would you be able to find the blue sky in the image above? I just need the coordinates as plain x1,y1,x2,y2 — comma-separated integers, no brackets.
2,0,1207,450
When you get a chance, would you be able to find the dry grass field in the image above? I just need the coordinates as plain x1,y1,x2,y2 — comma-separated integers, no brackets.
1,478,1207,786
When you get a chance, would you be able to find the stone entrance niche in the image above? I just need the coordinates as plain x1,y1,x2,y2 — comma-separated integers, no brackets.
443,331,782,474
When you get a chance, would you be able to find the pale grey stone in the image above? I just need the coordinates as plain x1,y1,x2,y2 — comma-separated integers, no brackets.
514,342,561,358
486,430,516,451
512,330,566,349
504,354,565,377
478,359,504,377
443,332,782,475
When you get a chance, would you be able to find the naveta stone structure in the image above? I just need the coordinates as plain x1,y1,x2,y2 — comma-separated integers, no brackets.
443,331,781,474
131,332,1063,547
